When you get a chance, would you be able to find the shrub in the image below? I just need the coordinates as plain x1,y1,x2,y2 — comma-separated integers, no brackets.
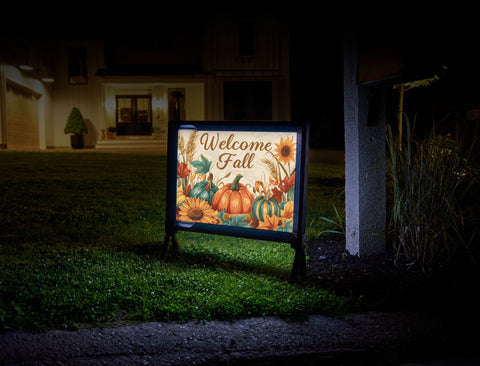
64,107,88,135
386,117,478,273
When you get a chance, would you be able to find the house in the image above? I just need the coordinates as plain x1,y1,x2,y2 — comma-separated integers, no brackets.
0,13,291,152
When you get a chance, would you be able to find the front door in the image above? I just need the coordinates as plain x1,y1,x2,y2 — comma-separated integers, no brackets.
116,95,152,136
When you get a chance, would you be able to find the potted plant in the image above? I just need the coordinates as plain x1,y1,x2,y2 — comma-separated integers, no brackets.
64,107,88,149
107,126,116,139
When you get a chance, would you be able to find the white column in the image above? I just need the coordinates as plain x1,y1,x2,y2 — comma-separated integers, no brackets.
0,62,7,148
343,34,386,256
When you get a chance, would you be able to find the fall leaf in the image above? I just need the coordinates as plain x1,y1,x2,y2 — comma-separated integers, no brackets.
279,173,295,193
255,181,266,195
184,184,192,197
271,187,282,203
190,154,212,176
281,201,294,220
257,214,281,231
269,177,278,186
177,162,191,178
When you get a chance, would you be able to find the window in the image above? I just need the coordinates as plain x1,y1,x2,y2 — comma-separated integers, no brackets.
68,47,87,85
237,22,255,56
224,82,272,121
116,95,152,135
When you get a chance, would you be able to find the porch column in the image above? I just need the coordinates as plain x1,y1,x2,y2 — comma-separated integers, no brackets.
343,34,386,256
0,62,7,148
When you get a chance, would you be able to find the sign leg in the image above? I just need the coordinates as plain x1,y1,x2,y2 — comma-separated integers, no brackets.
161,231,179,259
289,237,306,283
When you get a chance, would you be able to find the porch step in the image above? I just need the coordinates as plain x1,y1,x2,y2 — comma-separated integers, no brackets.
95,138,167,152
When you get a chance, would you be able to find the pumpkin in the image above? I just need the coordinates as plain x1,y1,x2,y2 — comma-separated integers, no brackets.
188,173,218,204
211,174,254,215
251,195,280,222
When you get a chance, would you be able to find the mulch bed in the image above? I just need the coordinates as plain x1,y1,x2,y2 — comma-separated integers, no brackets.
305,234,480,314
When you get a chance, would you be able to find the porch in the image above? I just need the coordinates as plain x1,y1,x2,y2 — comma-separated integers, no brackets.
95,135,167,154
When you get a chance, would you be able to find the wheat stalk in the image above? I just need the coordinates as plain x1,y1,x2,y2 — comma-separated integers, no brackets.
262,158,279,181
178,134,186,156
186,130,198,162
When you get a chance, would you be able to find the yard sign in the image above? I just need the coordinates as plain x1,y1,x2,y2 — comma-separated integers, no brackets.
163,121,309,281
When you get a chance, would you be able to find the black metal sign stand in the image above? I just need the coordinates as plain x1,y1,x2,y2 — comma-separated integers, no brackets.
161,230,179,259
289,236,306,283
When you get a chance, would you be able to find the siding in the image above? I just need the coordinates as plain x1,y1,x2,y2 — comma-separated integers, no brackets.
6,82,39,149
203,19,286,73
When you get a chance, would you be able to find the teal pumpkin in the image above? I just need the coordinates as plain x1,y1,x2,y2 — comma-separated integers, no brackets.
251,195,280,221
189,179,218,204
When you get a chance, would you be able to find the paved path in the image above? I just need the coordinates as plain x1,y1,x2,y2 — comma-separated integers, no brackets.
1,312,479,365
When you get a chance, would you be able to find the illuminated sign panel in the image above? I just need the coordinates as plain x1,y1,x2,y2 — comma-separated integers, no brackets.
164,121,309,279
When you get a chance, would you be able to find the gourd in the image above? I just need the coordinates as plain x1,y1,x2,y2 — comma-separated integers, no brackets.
188,173,218,204
211,174,253,215
176,187,186,205
251,194,280,222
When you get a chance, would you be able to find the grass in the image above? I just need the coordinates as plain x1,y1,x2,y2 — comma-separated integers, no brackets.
386,120,479,273
0,151,346,331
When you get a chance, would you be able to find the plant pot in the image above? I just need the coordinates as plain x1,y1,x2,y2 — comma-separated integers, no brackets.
70,134,85,149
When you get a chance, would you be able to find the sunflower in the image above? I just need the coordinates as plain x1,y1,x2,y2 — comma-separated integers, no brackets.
274,136,296,165
177,197,221,224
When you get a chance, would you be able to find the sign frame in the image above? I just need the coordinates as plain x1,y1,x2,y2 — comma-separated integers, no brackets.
162,120,309,282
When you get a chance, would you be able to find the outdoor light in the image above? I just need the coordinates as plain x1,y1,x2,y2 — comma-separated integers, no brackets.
41,76,54,83
104,97,115,111
19,64,34,71
152,97,163,111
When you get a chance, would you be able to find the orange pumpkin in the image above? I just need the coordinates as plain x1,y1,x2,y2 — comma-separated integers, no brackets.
211,174,254,214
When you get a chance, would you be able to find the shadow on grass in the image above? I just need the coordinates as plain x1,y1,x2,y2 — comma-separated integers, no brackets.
115,240,292,282
175,250,291,281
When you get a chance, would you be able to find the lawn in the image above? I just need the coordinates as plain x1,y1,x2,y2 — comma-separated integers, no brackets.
0,151,347,331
